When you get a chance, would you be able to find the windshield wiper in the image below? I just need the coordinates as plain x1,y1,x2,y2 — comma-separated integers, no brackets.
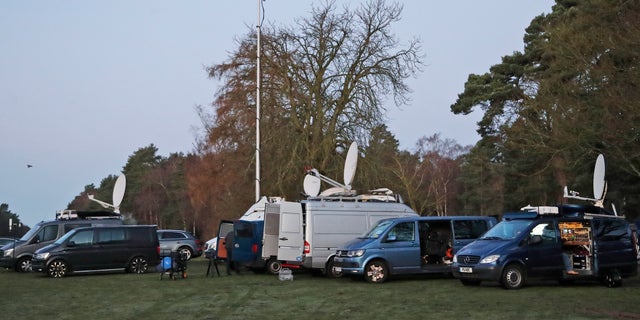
480,236,503,240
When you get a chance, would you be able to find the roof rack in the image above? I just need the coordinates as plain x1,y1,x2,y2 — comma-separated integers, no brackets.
55,210,122,220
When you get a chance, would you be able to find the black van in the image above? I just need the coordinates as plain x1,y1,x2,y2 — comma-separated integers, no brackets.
452,204,639,289
31,225,160,278
0,211,123,272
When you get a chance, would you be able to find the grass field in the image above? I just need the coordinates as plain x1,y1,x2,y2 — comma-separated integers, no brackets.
1,258,638,320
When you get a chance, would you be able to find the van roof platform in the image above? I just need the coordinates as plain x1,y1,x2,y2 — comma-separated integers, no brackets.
55,210,122,220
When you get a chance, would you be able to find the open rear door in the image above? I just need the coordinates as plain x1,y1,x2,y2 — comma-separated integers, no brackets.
215,220,234,260
262,204,280,259
277,201,304,262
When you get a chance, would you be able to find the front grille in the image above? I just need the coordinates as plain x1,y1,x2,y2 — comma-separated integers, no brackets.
457,255,481,265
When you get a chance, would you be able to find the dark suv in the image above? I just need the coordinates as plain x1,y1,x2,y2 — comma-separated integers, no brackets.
157,230,202,260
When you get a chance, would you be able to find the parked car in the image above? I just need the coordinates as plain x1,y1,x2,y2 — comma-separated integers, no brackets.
204,237,218,259
32,225,160,278
157,229,203,260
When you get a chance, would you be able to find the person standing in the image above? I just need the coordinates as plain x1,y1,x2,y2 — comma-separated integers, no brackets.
224,231,237,275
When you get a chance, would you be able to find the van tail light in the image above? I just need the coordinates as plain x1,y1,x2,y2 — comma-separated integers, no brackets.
156,246,161,256
303,241,310,254
252,244,258,254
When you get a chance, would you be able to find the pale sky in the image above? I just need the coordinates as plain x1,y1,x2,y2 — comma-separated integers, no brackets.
1,0,555,227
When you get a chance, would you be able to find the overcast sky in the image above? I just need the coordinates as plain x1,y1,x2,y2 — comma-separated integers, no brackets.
1,0,554,228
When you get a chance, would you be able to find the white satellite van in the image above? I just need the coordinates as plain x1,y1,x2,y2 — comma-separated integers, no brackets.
259,142,419,276
262,192,418,276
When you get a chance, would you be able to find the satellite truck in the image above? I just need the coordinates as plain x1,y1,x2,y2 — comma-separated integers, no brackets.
0,175,127,272
219,142,419,276
452,155,639,289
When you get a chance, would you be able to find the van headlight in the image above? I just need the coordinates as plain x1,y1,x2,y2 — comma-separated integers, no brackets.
480,255,500,264
3,248,13,257
34,252,49,260
346,249,365,257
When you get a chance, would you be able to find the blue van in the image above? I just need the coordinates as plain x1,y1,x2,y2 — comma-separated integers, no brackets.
452,204,639,289
217,220,265,272
333,215,497,283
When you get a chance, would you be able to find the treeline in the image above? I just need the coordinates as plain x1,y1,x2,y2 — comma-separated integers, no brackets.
6,0,640,240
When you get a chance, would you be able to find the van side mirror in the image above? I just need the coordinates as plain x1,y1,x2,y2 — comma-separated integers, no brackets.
529,235,543,245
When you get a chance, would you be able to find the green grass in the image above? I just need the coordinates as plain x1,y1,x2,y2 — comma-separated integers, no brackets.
1,259,638,320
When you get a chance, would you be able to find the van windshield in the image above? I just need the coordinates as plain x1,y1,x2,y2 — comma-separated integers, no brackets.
480,220,532,240
53,229,78,245
18,222,45,241
361,220,394,239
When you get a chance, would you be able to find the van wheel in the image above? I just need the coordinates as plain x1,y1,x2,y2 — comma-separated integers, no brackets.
266,258,282,275
16,256,33,273
47,260,68,278
325,257,343,278
128,256,149,274
364,260,388,283
603,270,622,288
178,247,193,260
501,264,525,289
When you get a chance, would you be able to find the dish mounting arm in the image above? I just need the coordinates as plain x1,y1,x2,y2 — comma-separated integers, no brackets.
305,168,351,191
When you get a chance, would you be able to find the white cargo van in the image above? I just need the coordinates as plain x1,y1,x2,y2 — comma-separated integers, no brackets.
261,192,418,276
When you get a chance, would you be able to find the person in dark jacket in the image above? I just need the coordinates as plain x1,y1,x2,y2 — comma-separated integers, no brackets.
224,231,239,275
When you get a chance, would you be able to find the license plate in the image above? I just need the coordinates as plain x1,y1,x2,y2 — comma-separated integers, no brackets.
459,267,473,273
334,267,342,272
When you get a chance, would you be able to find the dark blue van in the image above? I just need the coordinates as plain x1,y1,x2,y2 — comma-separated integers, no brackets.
452,204,639,289
333,215,497,283
217,220,265,272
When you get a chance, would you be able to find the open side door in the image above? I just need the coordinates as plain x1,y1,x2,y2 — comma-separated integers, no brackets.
277,201,304,262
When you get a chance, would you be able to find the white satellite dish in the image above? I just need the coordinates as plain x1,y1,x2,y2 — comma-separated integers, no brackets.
303,174,321,197
593,154,605,200
303,141,359,196
88,173,126,213
112,174,126,209
563,154,609,209
343,142,358,188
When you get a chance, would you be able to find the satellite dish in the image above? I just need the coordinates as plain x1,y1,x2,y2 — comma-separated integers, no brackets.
113,174,126,209
593,154,605,200
303,174,321,197
343,142,358,188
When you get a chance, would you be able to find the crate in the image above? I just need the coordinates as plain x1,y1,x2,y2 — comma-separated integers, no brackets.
278,268,293,281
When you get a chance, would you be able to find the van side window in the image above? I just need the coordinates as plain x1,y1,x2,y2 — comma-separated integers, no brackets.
34,225,59,243
388,222,414,241
529,223,557,244
236,224,253,238
69,230,94,246
453,220,490,239
593,219,629,241
97,229,126,244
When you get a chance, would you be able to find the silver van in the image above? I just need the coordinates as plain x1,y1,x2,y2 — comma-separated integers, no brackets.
0,211,122,272
333,215,497,283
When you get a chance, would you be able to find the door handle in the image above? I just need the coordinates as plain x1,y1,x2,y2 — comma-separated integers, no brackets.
279,237,288,241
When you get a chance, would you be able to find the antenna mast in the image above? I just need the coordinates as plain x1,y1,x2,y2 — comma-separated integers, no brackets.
255,0,262,202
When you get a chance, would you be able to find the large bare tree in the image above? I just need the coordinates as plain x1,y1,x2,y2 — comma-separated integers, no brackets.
195,0,423,215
